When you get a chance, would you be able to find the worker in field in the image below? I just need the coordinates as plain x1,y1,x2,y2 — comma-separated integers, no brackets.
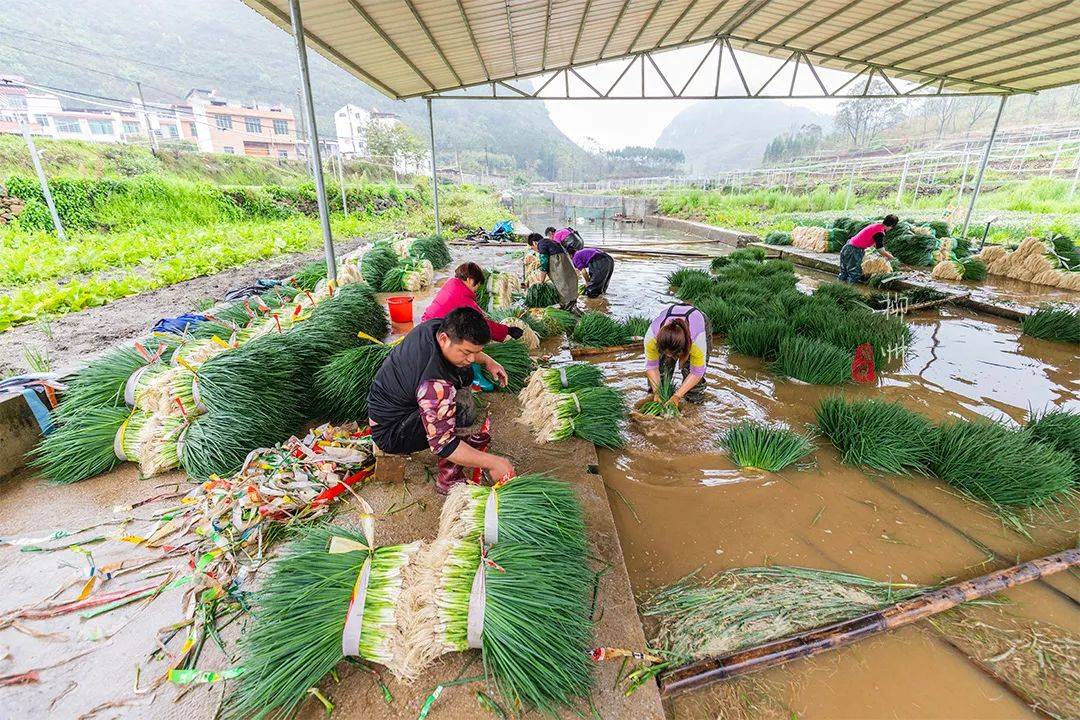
643,303,712,408
368,307,515,492
527,230,579,307
571,246,615,298
838,214,898,283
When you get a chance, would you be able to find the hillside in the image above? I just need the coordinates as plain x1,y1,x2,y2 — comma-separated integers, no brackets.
0,0,587,178
656,100,831,174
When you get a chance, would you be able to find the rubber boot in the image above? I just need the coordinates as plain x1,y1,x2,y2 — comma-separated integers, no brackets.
470,362,494,392
434,424,492,494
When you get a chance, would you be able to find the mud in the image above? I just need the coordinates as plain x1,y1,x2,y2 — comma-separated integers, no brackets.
533,212,1080,719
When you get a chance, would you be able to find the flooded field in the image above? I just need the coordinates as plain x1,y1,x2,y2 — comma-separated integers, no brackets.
532,212,1080,719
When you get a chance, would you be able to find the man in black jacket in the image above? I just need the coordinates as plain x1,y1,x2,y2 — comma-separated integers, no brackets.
368,307,515,483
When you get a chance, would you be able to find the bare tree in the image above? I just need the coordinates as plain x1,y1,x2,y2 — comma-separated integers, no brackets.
961,96,995,134
920,97,963,141
834,80,902,148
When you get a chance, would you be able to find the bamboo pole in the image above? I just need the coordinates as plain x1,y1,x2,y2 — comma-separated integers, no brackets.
659,548,1079,697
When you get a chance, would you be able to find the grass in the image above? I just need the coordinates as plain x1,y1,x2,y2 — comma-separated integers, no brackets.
815,396,937,475
1021,305,1080,344
1,184,502,331
931,419,1076,507
720,421,815,471
642,565,925,661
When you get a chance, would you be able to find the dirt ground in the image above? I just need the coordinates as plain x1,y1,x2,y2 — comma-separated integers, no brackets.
0,395,663,720
0,237,370,378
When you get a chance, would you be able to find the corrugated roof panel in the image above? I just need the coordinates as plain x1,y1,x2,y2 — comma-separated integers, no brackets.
241,0,1080,98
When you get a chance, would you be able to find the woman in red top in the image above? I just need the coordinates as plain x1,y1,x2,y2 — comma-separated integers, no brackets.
422,262,524,342
838,214,898,283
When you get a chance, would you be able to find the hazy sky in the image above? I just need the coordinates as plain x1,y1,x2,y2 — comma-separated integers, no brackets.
541,43,858,149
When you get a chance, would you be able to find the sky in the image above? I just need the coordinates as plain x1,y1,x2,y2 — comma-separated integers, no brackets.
541,43,855,149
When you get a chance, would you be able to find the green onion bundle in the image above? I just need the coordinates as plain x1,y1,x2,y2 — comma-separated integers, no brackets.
720,421,814,471
53,343,161,422
959,257,988,281
812,282,866,310
114,410,151,464
314,342,394,422
763,230,793,246
178,407,301,480
623,314,650,338
639,374,680,418
531,386,627,448
421,540,594,715
289,260,329,291
1021,305,1080,344
284,282,389,369
815,395,937,475
137,414,186,476
31,406,132,484
221,523,419,720
438,474,587,555
480,339,533,392
360,244,401,290
524,282,562,308
542,307,577,333
729,318,793,360
572,311,632,347
675,273,715,303
1026,408,1080,482
668,267,710,291
771,335,854,385
381,258,434,292
408,235,452,269
931,419,1075,507
518,363,605,410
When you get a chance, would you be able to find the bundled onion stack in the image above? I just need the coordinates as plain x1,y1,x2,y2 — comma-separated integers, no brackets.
977,236,1080,289
861,249,896,277
791,226,829,252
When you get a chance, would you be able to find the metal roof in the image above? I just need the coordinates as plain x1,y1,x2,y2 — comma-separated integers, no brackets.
242,0,1080,99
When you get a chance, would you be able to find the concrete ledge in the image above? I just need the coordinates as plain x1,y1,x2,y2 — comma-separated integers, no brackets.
0,391,44,482
754,243,1034,322
647,215,758,247
546,192,658,220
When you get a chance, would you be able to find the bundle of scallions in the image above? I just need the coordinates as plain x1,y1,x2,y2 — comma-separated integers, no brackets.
521,385,627,448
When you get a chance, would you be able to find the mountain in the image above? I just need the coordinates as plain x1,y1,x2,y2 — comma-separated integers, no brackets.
0,0,588,178
656,100,831,174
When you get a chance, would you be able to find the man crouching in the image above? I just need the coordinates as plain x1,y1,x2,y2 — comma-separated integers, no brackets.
367,306,515,492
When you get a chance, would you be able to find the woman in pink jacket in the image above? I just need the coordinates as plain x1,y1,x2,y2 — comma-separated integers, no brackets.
422,262,524,343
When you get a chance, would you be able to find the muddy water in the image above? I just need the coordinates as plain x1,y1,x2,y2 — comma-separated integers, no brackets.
534,213,1080,719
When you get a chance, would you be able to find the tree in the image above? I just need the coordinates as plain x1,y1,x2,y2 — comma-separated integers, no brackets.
364,118,427,172
834,81,901,148
961,96,996,134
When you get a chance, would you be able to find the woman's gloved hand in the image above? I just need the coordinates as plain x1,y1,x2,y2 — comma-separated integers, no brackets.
506,326,525,340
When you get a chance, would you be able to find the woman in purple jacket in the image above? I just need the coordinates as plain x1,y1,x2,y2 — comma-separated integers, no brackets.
571,247,615,298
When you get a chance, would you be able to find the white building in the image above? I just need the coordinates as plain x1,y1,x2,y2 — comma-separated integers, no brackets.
335,104,371,157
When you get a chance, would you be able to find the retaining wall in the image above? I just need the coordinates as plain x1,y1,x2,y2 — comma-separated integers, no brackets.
647,215,759,247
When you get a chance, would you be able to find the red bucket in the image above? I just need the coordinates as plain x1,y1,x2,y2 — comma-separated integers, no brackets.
387,296,414,323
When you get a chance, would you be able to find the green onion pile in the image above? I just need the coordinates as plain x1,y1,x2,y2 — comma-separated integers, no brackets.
815,395,936,475
315,342,395,422
480,339,534,392
771,335,853,385
571,311,632,347
720,420,815,472
408,235,452,269
524,282,562,308
1021,304,1080,344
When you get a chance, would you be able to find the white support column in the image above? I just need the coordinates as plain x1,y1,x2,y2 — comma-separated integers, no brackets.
843,164,855,211
1068,156,1080,200
288,0,336,281
337,153,348,216
19,120,65,240
961,96,1007,240
427,98,441,236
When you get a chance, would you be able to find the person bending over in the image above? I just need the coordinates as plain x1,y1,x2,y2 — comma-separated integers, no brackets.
368,307,515,490
643,303,712,407
572,247,615,298
422,262,524,342
839,214,897,283
527,231,579,307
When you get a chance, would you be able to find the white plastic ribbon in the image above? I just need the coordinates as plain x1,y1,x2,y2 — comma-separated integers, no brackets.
466,561,486,649
559,366,568,388
113,416,131,462
190,377,208,413
483,487,499,545
332,499,376,658
124,365,150,407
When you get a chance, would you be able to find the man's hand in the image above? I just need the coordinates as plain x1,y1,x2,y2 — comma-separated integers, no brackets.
486,454,515,482
666,394,683,407
506,326,525,340
484,357,508,387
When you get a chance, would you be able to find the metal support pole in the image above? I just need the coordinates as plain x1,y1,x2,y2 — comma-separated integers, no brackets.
896,156,909,206
1068,158,1079,200
843,164,855,211
1049,140,1064,177
961,96,1007,241
20,120,65,240
955,150,970,207
427,98,441,236
337,153,348,216
288,0,336,281
135,82,159,155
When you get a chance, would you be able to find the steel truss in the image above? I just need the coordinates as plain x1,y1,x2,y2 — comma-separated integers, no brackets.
423,36,1023,101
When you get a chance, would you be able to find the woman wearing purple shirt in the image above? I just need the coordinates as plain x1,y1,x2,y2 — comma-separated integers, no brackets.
571,247,615,298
